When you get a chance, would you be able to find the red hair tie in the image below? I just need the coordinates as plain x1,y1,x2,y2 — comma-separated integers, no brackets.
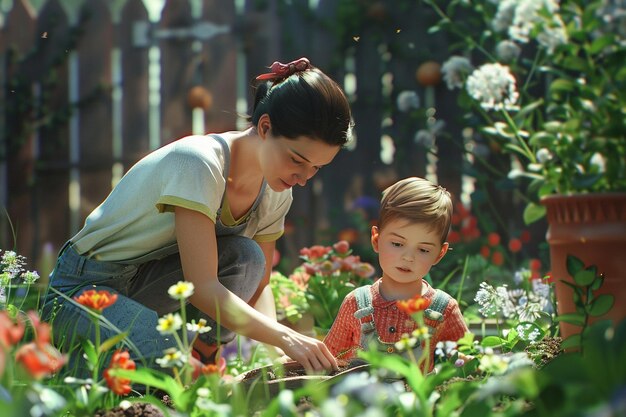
255,57,311,81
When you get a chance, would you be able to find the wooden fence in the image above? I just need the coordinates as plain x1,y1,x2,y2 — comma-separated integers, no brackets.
2,0,521,274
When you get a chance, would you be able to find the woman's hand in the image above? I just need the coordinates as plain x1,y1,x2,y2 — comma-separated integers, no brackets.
278,328,338,373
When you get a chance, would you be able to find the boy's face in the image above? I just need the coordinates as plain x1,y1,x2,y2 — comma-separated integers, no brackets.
371,218,448,285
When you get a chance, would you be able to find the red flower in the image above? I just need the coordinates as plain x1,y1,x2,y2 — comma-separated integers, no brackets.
397,295,431,315
508,238,522,253
447,230,461,244
491,251,504,266
0,311,26,348
487,232,501,247
299,245,331,261
332,240,351,255
480,245,490,258
74,289,118,312
529,258,542,272
202,356,227,377
104,350,136,396
15,341,67,379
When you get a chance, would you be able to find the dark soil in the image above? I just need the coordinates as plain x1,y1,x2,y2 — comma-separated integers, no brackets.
526,336,563,367
239,358,367,382
93,402,166,417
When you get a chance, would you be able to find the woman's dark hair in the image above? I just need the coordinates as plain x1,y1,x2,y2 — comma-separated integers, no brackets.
250,66,353,147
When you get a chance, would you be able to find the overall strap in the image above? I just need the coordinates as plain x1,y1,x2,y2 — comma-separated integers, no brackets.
424,289,451,322
353,285,376,348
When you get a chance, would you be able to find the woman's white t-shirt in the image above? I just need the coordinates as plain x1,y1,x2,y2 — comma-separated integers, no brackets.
71,135,292,262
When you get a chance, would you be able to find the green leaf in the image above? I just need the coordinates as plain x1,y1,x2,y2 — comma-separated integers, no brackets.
81,340,98,366
562,56,587,72
560,334,582,351
99,332,129,354
549,78,575,94
555,313,585,326
566,255,585,277
573,269,595,287
589,34,614,55
523,202,546,225
480,335,505,348
588,294,614,317
113,368,183,401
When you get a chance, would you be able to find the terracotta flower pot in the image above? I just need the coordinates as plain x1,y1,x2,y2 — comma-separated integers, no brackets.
542,193,626,339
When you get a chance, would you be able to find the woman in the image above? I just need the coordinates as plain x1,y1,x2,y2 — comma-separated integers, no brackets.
44,57,352,374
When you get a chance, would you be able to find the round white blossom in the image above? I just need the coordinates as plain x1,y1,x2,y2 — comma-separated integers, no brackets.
589,152,607,173
536,148,553,163
441,56,473,90
396,90,420,112
492,0,517,32
495,40,521,63
466,63,519,110
509,0,561,44
537,19,568,53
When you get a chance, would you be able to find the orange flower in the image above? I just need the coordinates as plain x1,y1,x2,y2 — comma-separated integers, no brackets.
74,289,118,312
337,228,359,244
397,295,431,315
104,350,136,396
0,311,26,348
15,341,67,380
201,356,227,377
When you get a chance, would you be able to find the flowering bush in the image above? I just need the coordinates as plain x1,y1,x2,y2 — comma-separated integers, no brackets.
430,0,626,223
272,240,376,332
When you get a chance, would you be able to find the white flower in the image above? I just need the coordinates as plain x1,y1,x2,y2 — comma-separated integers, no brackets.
495,40,521,63
1,250,25,278
475,282,517,318
156,347,186,368
396,90,420,112
441,56,473,90
21,271,40,284
492,0,517,32
589,152,607,173
537,19,568,53
509,0,561,44
167,281,194,300
186,318,212,334
536,148,553,163
157,313,183,334
466,63,519,110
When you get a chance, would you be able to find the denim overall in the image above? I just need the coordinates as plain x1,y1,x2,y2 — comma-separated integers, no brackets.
353,285,450,361
43,135,267,372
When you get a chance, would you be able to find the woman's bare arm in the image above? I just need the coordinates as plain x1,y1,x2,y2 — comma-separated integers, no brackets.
174,206,337,372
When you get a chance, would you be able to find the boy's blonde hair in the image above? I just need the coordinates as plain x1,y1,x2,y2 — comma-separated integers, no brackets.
378,177,453,244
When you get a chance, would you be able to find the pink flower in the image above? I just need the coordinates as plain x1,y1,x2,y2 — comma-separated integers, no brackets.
332,240,350,255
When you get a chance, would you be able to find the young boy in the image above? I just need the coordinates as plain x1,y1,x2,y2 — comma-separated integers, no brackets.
323,177,468,371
